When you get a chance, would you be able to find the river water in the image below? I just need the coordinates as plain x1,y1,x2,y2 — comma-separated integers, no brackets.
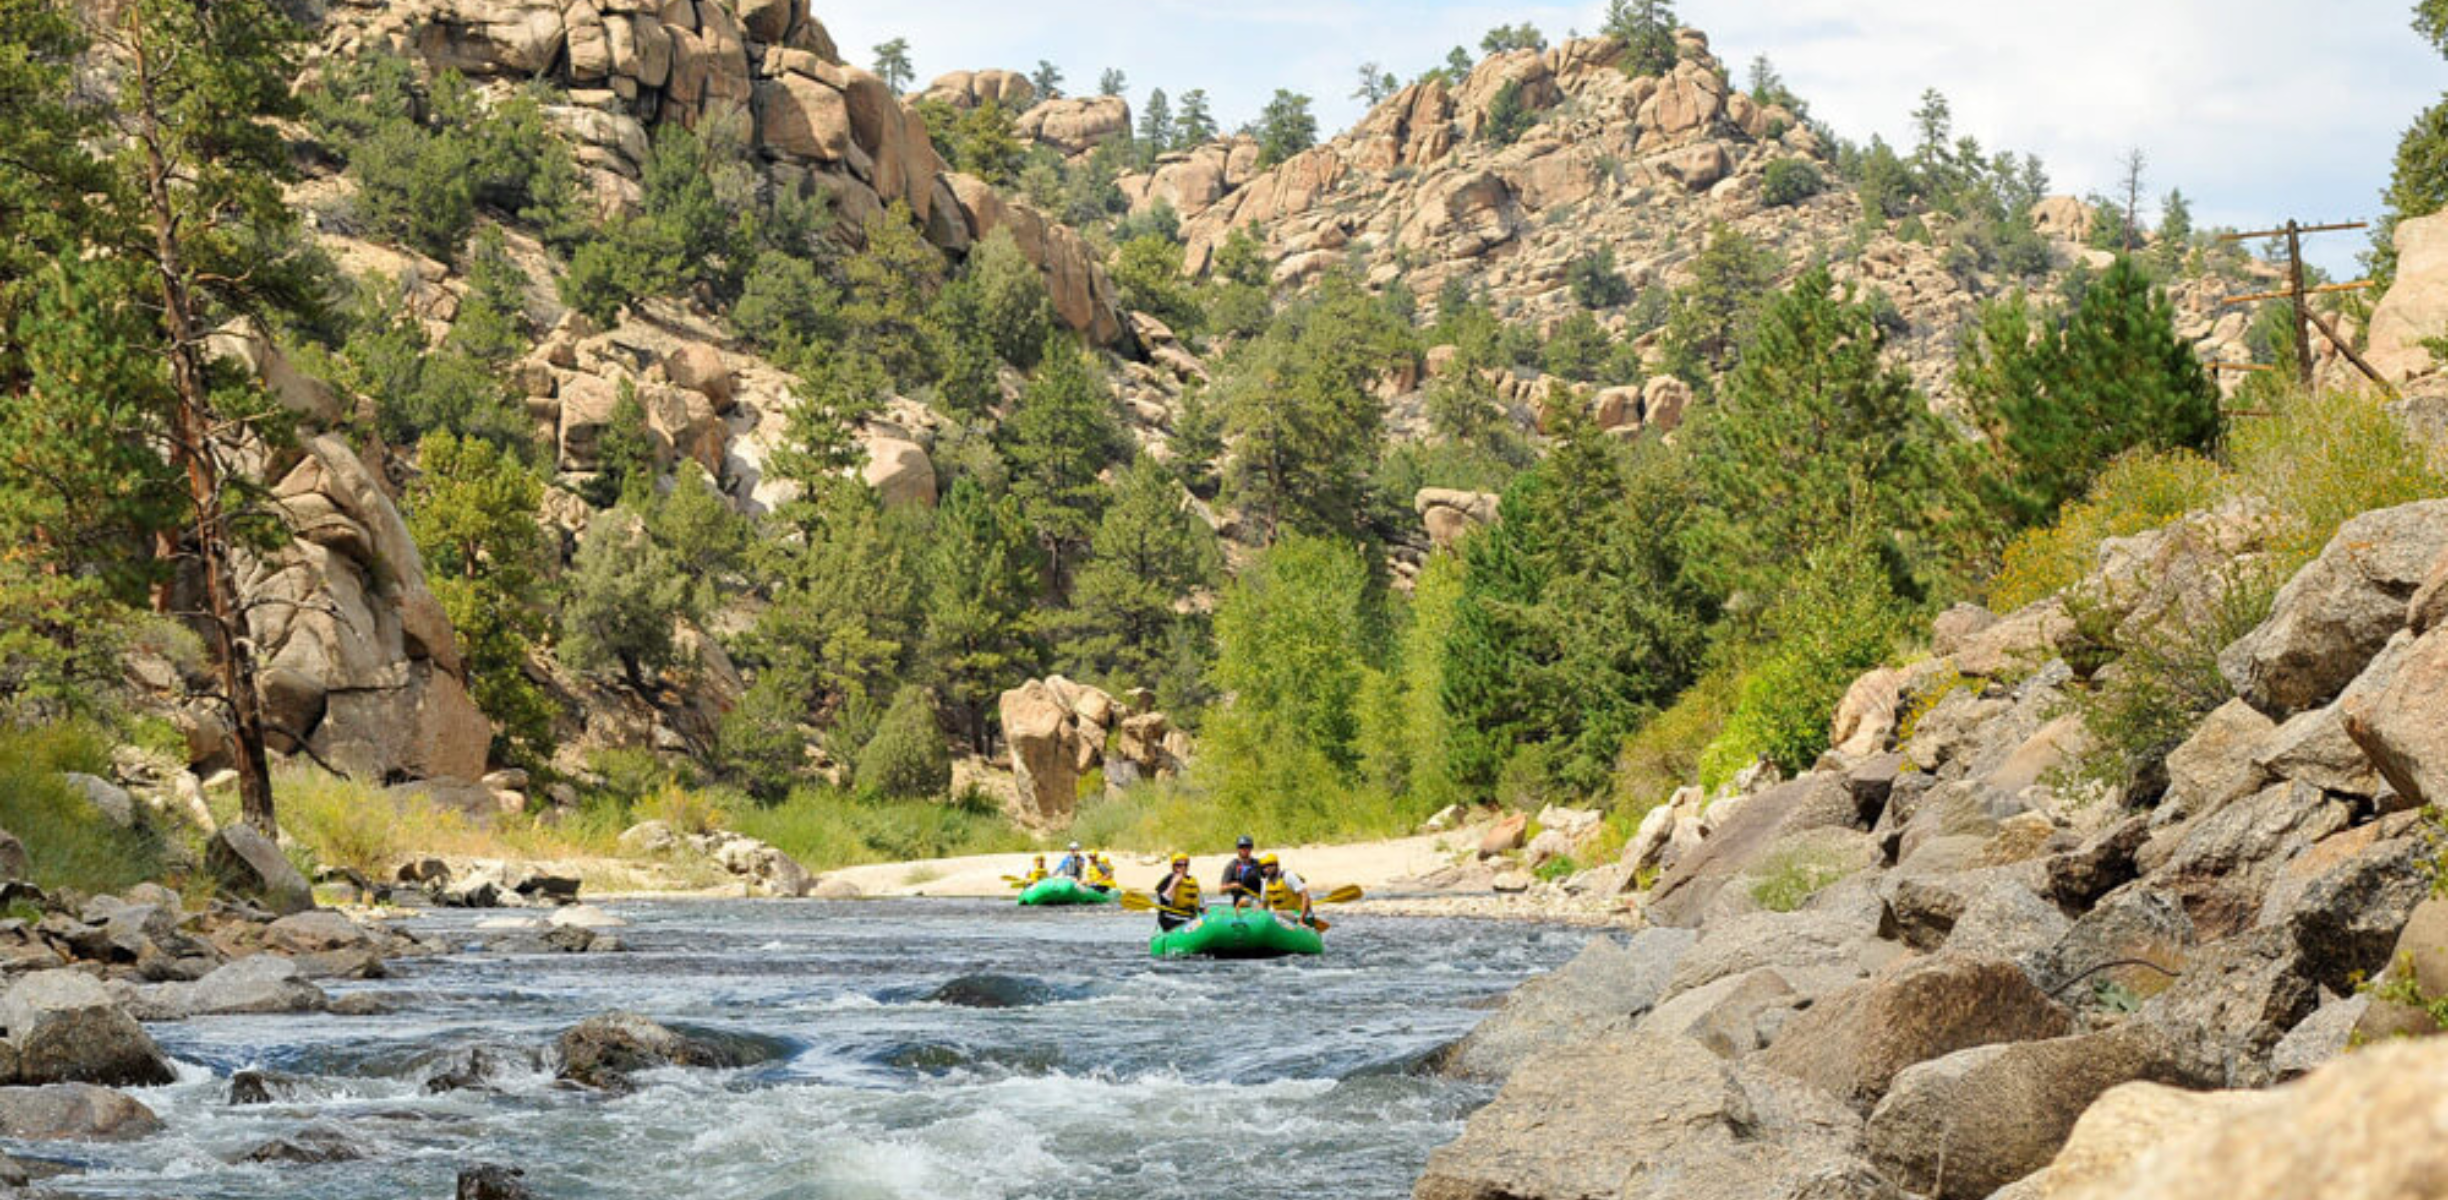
34,899,1584,1200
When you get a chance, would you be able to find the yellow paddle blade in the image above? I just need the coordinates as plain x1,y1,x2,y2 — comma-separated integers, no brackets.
1120,891,1198,918
1315,884,1364,905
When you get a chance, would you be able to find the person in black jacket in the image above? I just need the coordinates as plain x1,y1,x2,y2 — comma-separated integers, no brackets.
1154,853,1201,932
1220,835,1265,906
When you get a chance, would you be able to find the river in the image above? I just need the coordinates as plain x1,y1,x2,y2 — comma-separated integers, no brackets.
38,899,1584,1199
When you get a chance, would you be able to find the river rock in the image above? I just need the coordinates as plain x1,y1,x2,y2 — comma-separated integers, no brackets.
1646,773,1868,927
0,1083,163,1141
234,1124,367,1164
1415,1030,1884,1200
0,970,175,1087
263,910,377,955
459,1165,539,1200
1442,928,1696,1080
555,1011,734,1092
135,954,328,1020
1637,965,1803,1058
1757,953,2073,1110
1863,1024,2196,1199
2345,626,2448,808
206,824,314,915
547,904,627,930
2031,1038,2448,1200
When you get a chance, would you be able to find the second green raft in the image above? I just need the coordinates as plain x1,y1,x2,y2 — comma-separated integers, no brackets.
1149,907,1325,959
1016,877,1117,906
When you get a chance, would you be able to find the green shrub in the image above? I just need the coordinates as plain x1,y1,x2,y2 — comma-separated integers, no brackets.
1760,158,1824,207
1987,449,2230,612
2227,386,2448,572
1747,843,1856,912
1534,855,1579,882
0,724,166,895
1613,666,1736,813
2059,566,2278,803
1567,247,1634,309
853,685,951,801
1703,539,1909,779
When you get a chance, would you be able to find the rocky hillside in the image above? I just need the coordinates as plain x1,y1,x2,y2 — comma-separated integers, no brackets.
1413,428,2448,1197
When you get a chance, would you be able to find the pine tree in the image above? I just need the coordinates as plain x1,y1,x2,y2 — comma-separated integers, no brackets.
1004,335,1126,589
1064,459,1222,688
855,683,951,799
1098,68,1127,97
559,509,692,691
1256,90,1319,167
4,0,332,831
1218,277,1412,543
407,432,556,761
1966,256,2219,523
1657,223,1781,388
1603,0,1679,76
1031,60,1065,100
1680,266,1954,604
1174,89,1218,146
873,37,914,93
922,480,1042,752
1139,89,1174,155
1353,63,1397,106
840,203,946,389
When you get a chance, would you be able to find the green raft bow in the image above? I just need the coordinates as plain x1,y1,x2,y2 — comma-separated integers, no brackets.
1148,906,1324,959
1016,877,1119,907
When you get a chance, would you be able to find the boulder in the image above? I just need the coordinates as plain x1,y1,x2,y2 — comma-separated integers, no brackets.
1637,965,1803,1058
861,436,937,508
2271,991,2368,1079
263,910,375,956
1416,488,1502,549
2220,499,2448,716
136,955,328,1020
61,773,135,828
1478,811,1529,856
663,343,733,411
2368,208,2448,381
2344,626,2448,808
206,824,314,915
0,970,175,1087
2355,895,2448,1042
1442,928,1696,1080
1415,1031,1882,1200
0,1083,163,1141
1663,897,1887,1002
2031,1039,2448,1200
0,828,23,881
997,680,1079,829
1016,95,1131,157
1757,954,2073,1110
1647,774,1867,927
1641,374,1693,433
2157,698,2277,818
554,1011,734,1092
2136,926,2320,1088
459,1165,540,1200
1863,1025,2196,1199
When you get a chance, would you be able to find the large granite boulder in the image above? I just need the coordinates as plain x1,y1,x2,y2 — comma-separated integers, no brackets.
2220,500,2448,717
206,824,314,915
1442,928,1696,1081
0,970,175,1088
0,1083,163,1141
1757,954,2073,1110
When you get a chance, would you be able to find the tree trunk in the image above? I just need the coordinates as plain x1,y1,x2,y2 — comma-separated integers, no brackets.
131,16,278,835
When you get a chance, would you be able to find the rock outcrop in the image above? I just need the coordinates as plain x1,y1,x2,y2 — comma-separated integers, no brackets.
0,970,177,1088
995,676,1184,828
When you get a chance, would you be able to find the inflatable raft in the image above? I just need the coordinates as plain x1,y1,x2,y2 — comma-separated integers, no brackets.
1148,906,1324,959
1016,877,1118,906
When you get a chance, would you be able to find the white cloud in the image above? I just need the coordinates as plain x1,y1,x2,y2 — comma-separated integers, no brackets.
818,0,2440,273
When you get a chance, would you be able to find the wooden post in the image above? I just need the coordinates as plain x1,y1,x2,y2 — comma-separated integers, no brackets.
2286,223,2309,386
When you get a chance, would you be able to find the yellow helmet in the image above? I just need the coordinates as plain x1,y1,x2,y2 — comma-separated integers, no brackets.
1259,852,1280,867
1170,852,1190,865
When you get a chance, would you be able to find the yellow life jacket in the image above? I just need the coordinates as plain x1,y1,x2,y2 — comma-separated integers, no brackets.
1166,875,1202,911
1024,866,1048,883
1264,878,1300,910
1088,861,1116,888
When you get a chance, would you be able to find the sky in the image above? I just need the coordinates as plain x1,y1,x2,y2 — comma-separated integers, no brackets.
821,1,2443,276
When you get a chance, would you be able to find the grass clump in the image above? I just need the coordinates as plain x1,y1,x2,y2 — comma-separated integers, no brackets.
0,723,167,896
1746,843,1857,912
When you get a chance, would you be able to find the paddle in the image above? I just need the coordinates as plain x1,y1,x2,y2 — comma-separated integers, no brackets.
1119,890,1199,920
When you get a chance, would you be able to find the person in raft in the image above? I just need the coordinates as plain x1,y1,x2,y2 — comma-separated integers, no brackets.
1054,842,1089,879
1220,835,1266,905
1257,853,1316,925
1085,853,1118,892
1021,855,1049,885
1153,853,1201,931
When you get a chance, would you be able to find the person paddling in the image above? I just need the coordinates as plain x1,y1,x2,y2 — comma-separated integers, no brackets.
1055,841,1088,879
1257,853,1316,925
1020,854,1049,885
1220,835,1265,906
1154,853,1201,932
1085,853,1118,892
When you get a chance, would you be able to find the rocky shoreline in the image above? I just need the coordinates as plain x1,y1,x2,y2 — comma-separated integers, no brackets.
1404,496,2448,1200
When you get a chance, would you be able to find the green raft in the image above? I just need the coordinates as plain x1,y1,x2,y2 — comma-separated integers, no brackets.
1148,907,1324,960
1016,877,1118,907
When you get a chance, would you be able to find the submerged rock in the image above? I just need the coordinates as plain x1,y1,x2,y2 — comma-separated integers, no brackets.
553,1012,772,1092
459,1165,538,1200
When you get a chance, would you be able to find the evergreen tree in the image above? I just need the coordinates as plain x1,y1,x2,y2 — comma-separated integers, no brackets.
2,0,328,830
1004,334,1126,588
1111,233,1206,336
1657,223,1781,388
407,432,556,761
1603,0,1679,76
1257,90,1319,167
1479,24,1546,54
1353,63,1398,106
1445,47,1477,79
1910,88,1954,165
873,37,914,93
1962,257,2219,524
446,227,531,363
1680,266,1956,604
559,509,692,691
2381,7,2448,280
840,203,947,389
922,480,1042,752
1064,459,1223,688
1218,276,1414,543
1206,535,1375,812
1098,67,1127,97
645,461,753,617
1175,89,1219,146
1139,89,1174,155
1031,60,1065,100
855,684,951,799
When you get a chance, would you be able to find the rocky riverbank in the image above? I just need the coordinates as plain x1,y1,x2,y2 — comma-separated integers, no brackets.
1408,495,2448,1199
